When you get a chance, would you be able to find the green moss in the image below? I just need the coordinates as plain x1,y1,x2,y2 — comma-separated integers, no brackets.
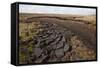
19,52,26,64
28,44,33,53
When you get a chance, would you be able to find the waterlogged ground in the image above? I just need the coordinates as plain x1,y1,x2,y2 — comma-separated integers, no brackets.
19,13,96,64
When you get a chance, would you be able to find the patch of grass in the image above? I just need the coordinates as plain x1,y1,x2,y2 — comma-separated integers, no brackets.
68,36,96,61
19,21,40,63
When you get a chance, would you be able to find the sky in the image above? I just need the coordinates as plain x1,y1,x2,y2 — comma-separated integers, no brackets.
19,4,96,15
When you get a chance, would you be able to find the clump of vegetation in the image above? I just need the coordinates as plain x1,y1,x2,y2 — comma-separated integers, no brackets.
74,15,96,28
68,36,96,61
19,21,41,64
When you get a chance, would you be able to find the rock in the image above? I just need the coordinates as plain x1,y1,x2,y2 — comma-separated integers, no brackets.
48,51,57,62
56,41,64,49
35,55,48,63
55,48,64,58
48,57,57,62
34,48,42,58
64,44,70,52
56,36,64,49
22,19,71,63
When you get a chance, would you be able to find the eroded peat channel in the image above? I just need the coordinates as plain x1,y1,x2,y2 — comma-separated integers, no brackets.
19,14,96,64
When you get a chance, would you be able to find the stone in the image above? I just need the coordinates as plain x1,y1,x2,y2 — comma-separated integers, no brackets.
64,44,69,52
55,48,64,58
56,36,65,49
56,41,64,49
24,20,72,63
34,48,42,58
35,55,48,63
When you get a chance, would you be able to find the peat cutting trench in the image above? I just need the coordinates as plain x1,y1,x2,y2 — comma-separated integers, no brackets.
20,17,96,63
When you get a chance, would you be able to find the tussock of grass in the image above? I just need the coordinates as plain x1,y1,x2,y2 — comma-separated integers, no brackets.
19,21,40,63
68,36,96,61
